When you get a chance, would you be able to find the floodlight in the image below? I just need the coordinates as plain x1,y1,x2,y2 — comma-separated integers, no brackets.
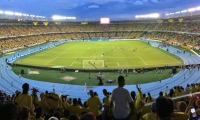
196,6,200,10
188,8,196,12
30,15,35,17
175,11,180,14
52,15,67,20
148,13,159,18
0,10,3,14
22,14,29,16
181,10,187,13
4,11,14,15
165,14,169,16
135,13,159,18
135,15,139,18
14,12,22,16
100,18,110,24
71,17,76,19
66,17,76,19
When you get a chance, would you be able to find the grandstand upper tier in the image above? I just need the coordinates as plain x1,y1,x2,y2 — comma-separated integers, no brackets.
1,15,200,52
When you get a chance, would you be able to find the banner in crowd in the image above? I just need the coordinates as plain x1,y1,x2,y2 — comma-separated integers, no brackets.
81,21,88,25
178,18,183,22
157,19,163,23
33,22,38,26
168,18,173,23
43,21,49,26
55,22,61,25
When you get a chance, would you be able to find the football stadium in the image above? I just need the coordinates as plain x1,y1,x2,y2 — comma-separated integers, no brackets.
1,0,200,120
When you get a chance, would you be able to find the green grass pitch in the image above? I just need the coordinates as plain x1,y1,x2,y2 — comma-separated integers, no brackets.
14,40,183,69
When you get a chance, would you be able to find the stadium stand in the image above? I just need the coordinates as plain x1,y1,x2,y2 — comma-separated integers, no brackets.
2,15,200,119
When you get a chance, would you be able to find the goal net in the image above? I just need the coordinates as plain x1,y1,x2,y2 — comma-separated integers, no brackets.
83,60,104,69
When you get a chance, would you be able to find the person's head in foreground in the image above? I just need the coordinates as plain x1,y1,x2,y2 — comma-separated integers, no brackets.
118,76,125,87
156,97,173,120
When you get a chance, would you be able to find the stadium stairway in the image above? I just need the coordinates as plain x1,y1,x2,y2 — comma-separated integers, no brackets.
1,40,200,102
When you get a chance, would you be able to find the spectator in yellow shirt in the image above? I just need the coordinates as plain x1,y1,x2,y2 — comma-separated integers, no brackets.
146,93,154,103
102,89,112,120
15,83,34,115
142,102,156,120
78,101,89,116
87,90,103,120
190,84,197,93
68,98,82,116
31,88,39,107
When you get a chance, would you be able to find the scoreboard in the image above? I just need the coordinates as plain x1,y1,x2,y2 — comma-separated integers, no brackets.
100,18,110,24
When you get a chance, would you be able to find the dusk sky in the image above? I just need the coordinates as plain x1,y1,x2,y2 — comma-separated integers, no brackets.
0,0,200,20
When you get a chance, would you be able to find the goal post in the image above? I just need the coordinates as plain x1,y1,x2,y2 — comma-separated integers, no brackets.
83,60,104,69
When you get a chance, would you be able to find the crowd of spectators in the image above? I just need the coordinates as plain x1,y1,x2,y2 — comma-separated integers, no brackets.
1,21,200,38
1,75,200,120
1,21,200,52
143,32,200,48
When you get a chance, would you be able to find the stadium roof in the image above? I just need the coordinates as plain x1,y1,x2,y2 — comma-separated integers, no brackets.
0,0,199,21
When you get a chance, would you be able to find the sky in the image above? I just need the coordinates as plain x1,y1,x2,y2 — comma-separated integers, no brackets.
0,0,200,20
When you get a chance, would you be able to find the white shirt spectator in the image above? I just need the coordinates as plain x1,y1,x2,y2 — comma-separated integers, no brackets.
111,87,133,119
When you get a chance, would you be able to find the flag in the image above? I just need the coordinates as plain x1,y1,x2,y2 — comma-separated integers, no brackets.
135,88,143,113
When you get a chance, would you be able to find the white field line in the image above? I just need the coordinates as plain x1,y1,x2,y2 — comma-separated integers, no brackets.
106,62,119,66
70,62,74,66
59,56,99,58
102,61,104,68
45,57,58,65
138,56,148,65
108,56,134,58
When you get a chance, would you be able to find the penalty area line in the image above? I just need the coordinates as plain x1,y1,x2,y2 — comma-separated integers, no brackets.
139,56,148,65
45,57,58,65
70,62,74,66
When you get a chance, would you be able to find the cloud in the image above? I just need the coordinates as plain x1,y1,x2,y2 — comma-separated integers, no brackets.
90,0,126,4
134,1,143,5
151,0,158,3
88,5,100,8
142,0,148,2
108,3,127,9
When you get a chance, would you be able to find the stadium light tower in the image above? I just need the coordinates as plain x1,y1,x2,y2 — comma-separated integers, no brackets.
181,10,187,13
188,8,196,12
196,6,200,11
0,10,3,14
22,14,29,17
14,12,22,16
135,13,159,19
4,11,14,15
30,15,35,17
52,15,67,20
149,13,160,18
135,15,140,18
